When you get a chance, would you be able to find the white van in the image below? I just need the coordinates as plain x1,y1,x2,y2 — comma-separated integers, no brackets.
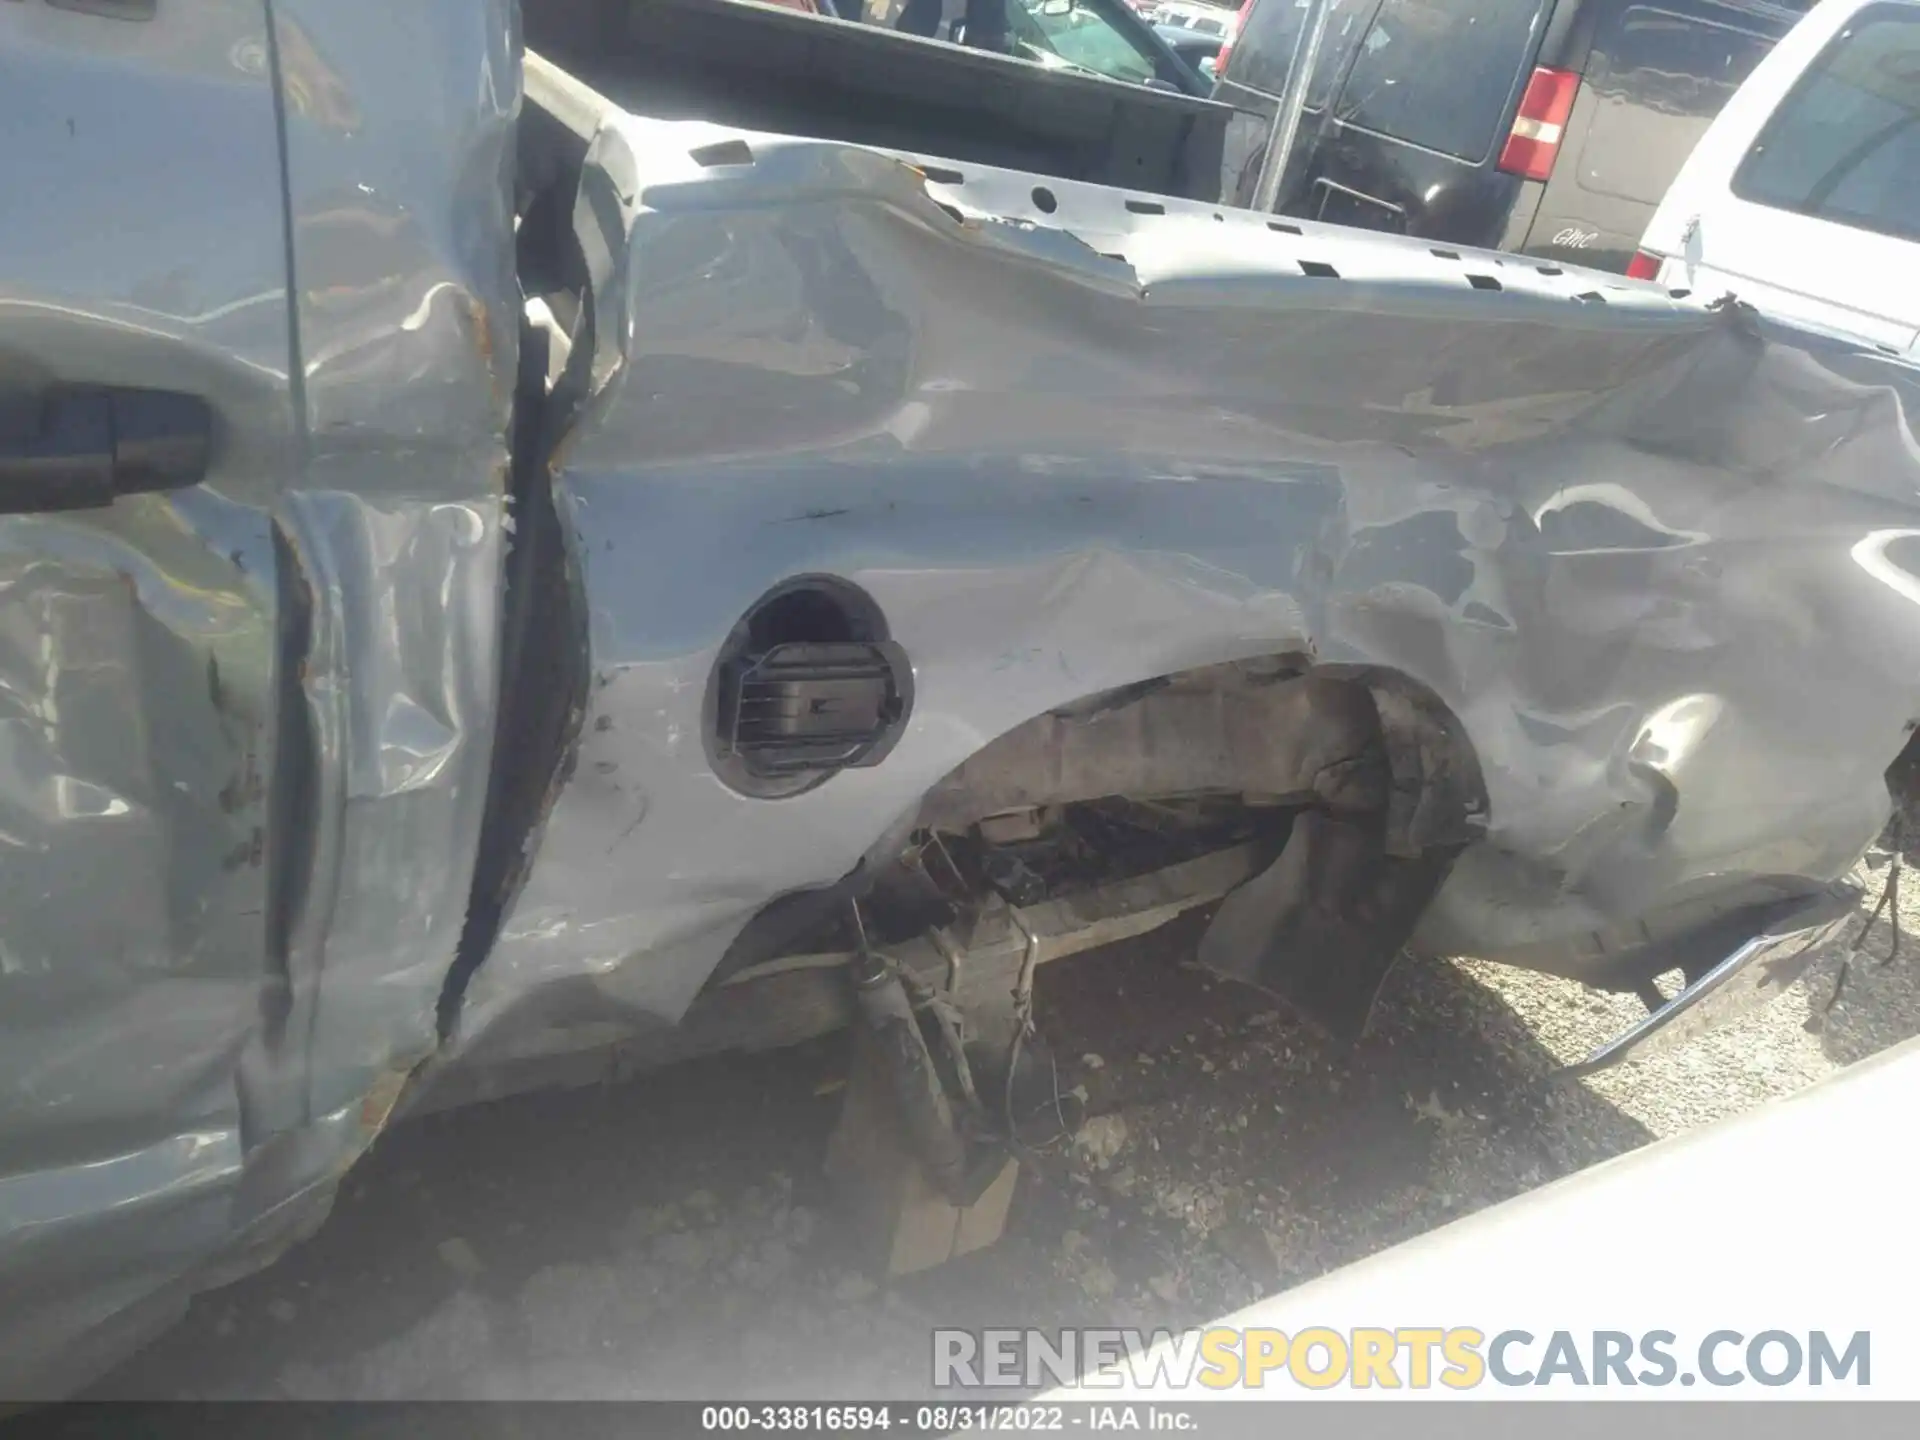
1635,0,1920,352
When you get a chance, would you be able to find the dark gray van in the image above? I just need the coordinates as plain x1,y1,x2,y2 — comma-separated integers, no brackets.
1211,0,1813,272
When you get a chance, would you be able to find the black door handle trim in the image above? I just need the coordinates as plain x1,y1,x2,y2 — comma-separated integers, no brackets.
0,386,212,515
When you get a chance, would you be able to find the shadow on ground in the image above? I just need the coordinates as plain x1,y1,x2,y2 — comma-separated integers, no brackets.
92,915,1658,1400
1801,852,1920,1068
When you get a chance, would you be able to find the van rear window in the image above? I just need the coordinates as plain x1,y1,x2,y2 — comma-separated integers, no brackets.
1336,0,1549,161
1732,6,1920,242
1226,0,1375,109
1576,6,1782,205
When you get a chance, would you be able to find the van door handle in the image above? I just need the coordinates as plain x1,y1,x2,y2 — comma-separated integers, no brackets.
0,386,211,515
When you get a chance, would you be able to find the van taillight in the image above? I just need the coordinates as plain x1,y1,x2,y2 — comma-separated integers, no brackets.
1626,252,1661,281
1213,0,1258,79
1498,67,1580,182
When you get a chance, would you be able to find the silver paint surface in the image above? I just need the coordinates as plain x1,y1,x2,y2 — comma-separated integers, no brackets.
6,25,1920,1400
0,0,516,1398
468,113,1920,1074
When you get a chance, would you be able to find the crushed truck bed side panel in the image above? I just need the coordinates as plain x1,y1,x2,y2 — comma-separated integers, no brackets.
458,115,1920,1075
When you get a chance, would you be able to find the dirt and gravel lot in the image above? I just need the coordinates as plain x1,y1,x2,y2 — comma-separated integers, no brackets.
92,853,1920,1401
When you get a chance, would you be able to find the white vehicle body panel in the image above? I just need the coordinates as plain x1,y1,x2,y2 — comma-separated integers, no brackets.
1641,0,1920,353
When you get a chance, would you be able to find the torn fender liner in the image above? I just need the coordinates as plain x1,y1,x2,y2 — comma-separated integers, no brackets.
916,674,1389,833
1341,669,1489,858
1199,811,1459,1042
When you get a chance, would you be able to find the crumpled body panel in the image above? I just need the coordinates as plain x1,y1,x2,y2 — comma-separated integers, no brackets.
0,0,515,1398
465,114,1920,1074
7,30,1920,1397
266,0,517,1133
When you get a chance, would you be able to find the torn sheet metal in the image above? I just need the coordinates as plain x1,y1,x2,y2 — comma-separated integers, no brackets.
0,0,516,1399
264,0,516,1140
463,112,1920,1079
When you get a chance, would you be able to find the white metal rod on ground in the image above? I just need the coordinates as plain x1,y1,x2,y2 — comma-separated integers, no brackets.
1251,0,1332,215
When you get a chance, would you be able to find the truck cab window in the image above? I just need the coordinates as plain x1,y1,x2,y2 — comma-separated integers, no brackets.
1009,0,1162,84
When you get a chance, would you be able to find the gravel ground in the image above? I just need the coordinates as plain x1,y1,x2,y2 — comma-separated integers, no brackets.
91,852,1920,1401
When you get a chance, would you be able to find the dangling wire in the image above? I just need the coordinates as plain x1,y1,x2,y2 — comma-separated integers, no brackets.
995,902,1078,1158
1002,903,1042,1146
1826,816,1906,1014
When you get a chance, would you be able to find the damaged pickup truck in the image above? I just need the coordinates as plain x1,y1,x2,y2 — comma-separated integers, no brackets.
4,0,1920,1400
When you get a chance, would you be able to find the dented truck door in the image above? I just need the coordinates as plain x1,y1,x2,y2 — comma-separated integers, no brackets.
0,0,518,1398
0,0,301,1396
